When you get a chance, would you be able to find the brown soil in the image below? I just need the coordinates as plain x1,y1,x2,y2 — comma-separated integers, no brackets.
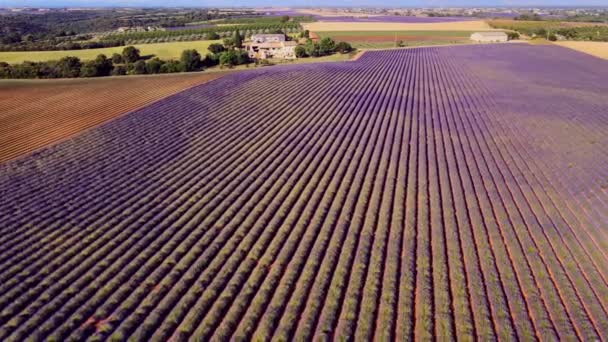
0,72,230,164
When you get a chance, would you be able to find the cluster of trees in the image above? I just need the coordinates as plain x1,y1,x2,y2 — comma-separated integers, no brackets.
0,8,262,52
514,13,543,21
0,38,125,52
204,30,250,68
490,20,608,41
0,46,208,79
294,37,353,58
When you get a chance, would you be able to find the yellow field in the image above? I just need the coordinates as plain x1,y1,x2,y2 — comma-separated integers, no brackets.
303,20,493,32
554,41,608,60
0,40,220,64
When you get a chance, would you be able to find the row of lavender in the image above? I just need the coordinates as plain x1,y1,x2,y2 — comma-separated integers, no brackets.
0,44,607,341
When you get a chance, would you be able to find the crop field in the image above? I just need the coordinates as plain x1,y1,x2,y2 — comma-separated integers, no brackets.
0,44,607,341
554,41,608,60
316,30,474,48
0,72,229,163
0,40,221,64
265,9,477,23
303,20,493,32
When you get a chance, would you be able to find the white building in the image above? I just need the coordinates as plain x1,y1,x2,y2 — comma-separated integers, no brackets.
470,31,509,43
250,34,286,44
246,34,297,60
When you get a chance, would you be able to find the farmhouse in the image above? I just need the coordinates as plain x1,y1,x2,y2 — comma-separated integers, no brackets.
470,31,508,43
246,34,298,60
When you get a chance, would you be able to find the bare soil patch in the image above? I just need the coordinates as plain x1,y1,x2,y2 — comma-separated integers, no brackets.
0,72,230,163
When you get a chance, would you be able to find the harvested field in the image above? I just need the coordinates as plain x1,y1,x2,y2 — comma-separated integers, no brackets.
555,41,608,60
0,72,229,163
1,44,608,341
317,30,473,48
303,20,493,32
489,19,608,29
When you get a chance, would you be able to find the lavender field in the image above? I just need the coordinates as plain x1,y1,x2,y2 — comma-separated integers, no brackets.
0,44,607,341
307,15,477,23
267,10,476,23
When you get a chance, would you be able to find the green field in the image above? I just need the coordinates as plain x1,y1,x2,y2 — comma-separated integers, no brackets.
316,30,475,49
0,40,221,64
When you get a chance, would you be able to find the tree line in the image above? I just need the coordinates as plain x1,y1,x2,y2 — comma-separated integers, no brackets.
0,32,253,79
294,33,353,58
489,20,608,41
103,22,301,42
0,46,205,79
0,8,264,52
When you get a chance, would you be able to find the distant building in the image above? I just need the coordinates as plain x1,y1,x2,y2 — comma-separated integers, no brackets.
470,31,509,43
250,34,286,44
246,34,297,60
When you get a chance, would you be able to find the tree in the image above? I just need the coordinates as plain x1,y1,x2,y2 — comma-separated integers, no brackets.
233,29,243,49
207,43,225,54
56,56,82,78
80,54,113,77
95,54,113,76
203,53,220,67
294,45,307,58
335,41,353,54
160,60,184,73
0,62,11,78
507,31,520,40
181,49,203,71
223,37,235,50
79,61,98,77
280,15,290,23
122,46,141,63
111,65,127,76
111,53,124,64
208,32,220,40
146,58,163,74
219,50,237,67
319,37,336,55
305,40,320,57
235,50,249,65
302,30,310,39
22,34,35,43
131,60,147,74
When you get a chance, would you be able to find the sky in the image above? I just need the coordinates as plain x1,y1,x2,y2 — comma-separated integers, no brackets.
0,0,606,7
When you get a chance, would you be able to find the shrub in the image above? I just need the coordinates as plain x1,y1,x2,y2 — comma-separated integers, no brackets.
335,41,353,54
122,46,141,63
146,58,164,74
180,49,203,72
295,45,307,58
130,60,147,74
207,43,225,54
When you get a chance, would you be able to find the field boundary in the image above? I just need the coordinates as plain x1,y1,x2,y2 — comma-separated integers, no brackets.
0,71,232,165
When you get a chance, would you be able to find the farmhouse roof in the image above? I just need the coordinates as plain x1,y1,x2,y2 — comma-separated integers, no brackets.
472,31,508,37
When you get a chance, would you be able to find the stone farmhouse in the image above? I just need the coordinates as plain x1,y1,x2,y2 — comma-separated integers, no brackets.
246,34,298,60
470,31,509,43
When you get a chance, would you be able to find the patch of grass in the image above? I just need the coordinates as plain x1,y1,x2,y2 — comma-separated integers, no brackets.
317,30,476,37
0,40,221,64
527,38,554,45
